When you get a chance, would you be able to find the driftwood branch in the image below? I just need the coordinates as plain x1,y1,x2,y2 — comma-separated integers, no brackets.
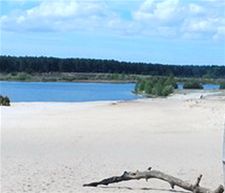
83,167,224,193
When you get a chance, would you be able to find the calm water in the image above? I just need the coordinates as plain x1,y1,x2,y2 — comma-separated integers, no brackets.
0,81,138,102
0,81,220,102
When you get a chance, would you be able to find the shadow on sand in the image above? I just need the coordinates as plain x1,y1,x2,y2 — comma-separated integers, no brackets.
99,186,189,193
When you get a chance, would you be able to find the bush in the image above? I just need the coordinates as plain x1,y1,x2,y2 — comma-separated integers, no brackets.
138,80,146,92
183,81,203,89
15,72,31,81
144,80,153,94
152,82,163,96
220,82,225,89
162,85,174,96
0,95,10,106
135,76,176,97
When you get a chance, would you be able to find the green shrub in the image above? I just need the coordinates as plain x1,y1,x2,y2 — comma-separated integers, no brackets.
220,82,225,89
162,85,174,96
62,76,75,81
111,73,119,80
15,72,31,81
11,72,17,76
183,81,203,89
152,82,163,96
164,76,177,88
135,76,176,97
0,95,10,106
138,80,146,92
143,79,153,94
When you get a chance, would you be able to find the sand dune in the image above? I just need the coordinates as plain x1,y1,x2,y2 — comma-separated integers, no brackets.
1,92,225,193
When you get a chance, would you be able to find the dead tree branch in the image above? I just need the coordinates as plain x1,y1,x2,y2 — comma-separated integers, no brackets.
83,167,224,193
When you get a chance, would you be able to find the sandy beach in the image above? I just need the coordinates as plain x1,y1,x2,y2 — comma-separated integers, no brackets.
1,91,225,193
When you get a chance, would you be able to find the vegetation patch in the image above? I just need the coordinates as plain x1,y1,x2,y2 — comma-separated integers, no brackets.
0,95,10,106
183,81,203,89
220,82,225,89
135,76,177,97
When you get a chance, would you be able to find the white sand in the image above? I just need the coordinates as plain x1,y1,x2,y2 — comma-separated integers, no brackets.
1,91,225,193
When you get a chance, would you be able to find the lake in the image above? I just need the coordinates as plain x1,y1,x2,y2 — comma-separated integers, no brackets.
0,81,138,102
0,81,220,102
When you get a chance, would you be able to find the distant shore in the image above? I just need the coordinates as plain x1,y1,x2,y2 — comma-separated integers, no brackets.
0,72,137,83
1,72,224,84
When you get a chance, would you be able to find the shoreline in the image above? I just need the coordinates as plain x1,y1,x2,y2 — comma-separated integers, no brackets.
4,89,225,104
0,79,136,83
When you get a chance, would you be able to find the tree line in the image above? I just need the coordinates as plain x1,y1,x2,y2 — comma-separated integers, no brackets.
0,55,225,78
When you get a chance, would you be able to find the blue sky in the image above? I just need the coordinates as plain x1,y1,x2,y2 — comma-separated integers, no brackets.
0,0,225,66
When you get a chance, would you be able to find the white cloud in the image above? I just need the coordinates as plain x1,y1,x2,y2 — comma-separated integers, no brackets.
133,0,184,25
26,1,78,18
131,0,184,37
1,0,225,40
181,7,225,40
25,0,106,18
132,0,225,40
214,26,225,40
1,0,114,32
189,3,204,14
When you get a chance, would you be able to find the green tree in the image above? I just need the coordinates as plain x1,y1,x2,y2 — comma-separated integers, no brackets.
162,85,174,96
183,80,203,89
144,80,153,94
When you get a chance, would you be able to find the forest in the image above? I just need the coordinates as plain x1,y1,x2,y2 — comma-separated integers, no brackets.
0,55,225,79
